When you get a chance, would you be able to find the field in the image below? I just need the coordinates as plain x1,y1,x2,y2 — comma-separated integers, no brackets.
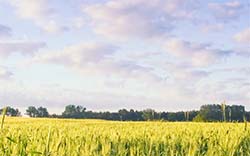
0,118,249,156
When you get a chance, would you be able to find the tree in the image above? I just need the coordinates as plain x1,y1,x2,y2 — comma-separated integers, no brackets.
62,105,76,118
167,112,185,121
246,111,250,122
37,107,49,117
0,107,21,117
118,109,129,121
193,114,205,122
26,106,38,117
142,109,157,121
196,104,246,122
62,105,86,118
29,103,246,122
230,105,245,122
189,111,199,121
117,109,143,121
198,104,222,122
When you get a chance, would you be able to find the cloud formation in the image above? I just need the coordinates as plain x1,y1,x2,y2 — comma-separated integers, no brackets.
208,1,243,22
7,0,68,33
31,42,155,78
201,23,224,33
83,0,195,39
0,66,12,79
165,62,210,83
234,28,250,44
0,0,249,111
163,39,231,67
0,24,12,38
0,41,46,58
32,42,116,68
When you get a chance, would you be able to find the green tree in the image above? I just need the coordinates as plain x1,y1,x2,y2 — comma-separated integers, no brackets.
62,105,86,118
230,105,245,122
37,107,49,117
26,106,38,117
0,106,21,117
142,109,156,121
193,114,205,122
199,104,222,121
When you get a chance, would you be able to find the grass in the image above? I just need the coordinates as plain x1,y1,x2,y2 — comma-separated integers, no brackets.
0,117,249,156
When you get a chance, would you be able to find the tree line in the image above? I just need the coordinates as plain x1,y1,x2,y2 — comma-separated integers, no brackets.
0,104,249,122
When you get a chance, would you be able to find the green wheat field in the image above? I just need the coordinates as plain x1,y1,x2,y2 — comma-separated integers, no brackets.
0,118,249,156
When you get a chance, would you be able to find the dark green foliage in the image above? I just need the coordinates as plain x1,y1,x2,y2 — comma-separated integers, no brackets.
26,106,49,117
193,114,206,122
26,106,38,117
62,105,86,118
142,109,157,121
196,104,246,122
230,105,245,122
22,104,250,122
37,107,49,118
0,106,21,117
199,104,223,122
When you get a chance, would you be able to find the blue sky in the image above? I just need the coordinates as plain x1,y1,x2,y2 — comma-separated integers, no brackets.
0,0,249,113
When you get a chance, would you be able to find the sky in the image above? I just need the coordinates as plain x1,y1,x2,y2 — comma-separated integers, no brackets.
0,0,249,114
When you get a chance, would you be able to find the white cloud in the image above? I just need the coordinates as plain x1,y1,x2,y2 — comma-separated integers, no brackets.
168,63,209,82
234,28,250,44
163,39,231,67
72,17,85,29
82,0,195,39
2,70,248,113
0,0,249,111
42,20,69,33
0,24,12,38
1,50,249,112
208,1,243,21
28,41,215,107
0,66,12,79
0,82,179,113
214,67,250,75
201,23,224,33
32,42,116,66
196,77,250,107
8,0,68,33
0,41,46,58
31,42,155,78
28,40,216,91
0,70,209,113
